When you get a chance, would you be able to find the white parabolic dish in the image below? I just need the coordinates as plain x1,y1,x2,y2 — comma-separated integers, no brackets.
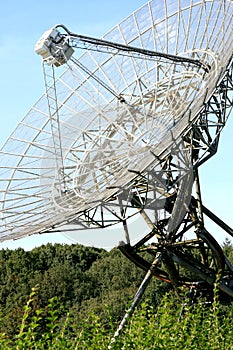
0,0,233,242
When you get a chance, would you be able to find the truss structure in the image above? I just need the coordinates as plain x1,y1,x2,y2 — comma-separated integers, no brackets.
1,0,232,244
1,0,233,343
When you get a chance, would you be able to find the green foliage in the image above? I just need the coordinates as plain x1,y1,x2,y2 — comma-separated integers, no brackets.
0,243,106,336
222,238,233,264
0,286,233,349
0,240,232,348
0,242,170,336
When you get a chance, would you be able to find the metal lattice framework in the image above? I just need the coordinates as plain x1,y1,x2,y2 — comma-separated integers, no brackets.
1,0,233,342
1,0,232,242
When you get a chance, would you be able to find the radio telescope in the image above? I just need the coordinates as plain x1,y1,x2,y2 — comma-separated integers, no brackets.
0,0,233,327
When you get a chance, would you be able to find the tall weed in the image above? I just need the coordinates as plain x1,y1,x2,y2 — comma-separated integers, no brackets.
0,286,232,349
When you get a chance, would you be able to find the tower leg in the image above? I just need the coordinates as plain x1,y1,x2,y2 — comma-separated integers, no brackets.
108,253,161,349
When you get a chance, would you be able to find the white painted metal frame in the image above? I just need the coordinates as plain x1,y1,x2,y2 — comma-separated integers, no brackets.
0,0,232,241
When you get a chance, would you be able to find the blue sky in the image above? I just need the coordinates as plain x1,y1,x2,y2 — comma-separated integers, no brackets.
0,0,232,250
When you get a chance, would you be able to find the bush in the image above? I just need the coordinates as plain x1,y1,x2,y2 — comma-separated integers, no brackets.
0,285,233,350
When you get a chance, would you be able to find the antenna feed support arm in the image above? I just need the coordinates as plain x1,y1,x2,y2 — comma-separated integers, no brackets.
35,24,210,73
